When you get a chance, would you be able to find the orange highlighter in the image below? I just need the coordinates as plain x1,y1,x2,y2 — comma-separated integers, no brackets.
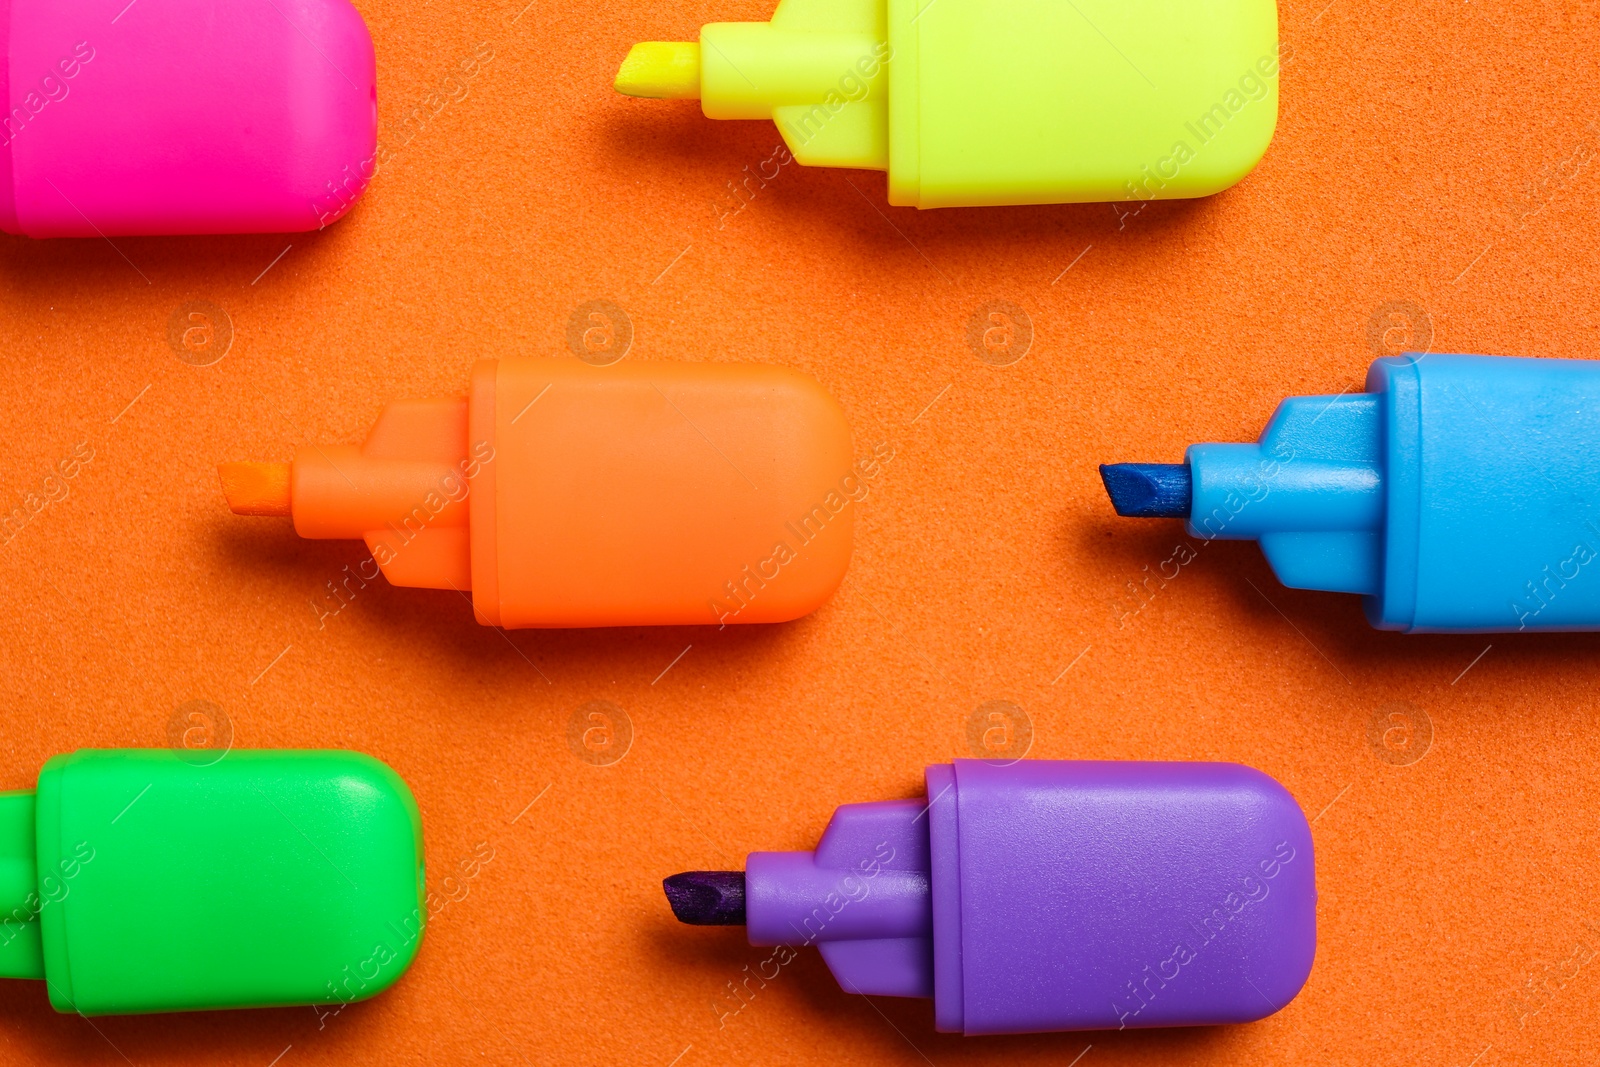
221,359,865,628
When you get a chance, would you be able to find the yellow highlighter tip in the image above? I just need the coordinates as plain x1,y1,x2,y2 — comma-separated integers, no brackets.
615,42,701,100
219,461,292,517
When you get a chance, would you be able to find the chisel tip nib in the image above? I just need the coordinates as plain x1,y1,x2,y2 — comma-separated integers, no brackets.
615,42,702,99
663,870,746,925
1099,462,1192,518
219,461,292,517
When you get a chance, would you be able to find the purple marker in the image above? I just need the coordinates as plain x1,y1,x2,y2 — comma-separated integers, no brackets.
664,759,1316,1034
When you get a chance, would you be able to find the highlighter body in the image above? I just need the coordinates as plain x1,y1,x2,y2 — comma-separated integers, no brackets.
1182,354,1600,632
734,759,1316,1034
0,749,425,1015
0,0,377,237
623,0,1280,207
248,358,858,629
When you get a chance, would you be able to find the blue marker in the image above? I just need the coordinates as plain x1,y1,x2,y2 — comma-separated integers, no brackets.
1100,354,1600,633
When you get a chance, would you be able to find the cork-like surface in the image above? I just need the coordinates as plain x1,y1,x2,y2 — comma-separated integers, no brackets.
1,0,1597,1063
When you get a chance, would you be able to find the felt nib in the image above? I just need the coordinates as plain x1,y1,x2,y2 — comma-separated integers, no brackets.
219,462,292,517
615,42,702,99
663,871,746,925
1099,463,1192,518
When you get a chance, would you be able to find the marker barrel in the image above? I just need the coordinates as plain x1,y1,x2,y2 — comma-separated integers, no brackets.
1,0,377,237
241,358,860,629
741,759,1317,1035
1186,354,1600,631
0,749,424,1015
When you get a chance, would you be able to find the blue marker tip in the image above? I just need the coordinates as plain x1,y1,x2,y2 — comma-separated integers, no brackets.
1099,463,1192,518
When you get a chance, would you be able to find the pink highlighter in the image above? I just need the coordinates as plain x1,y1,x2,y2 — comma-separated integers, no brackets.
1,0,377,237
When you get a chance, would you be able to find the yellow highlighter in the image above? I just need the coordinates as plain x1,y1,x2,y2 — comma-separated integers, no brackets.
617,0,1282,208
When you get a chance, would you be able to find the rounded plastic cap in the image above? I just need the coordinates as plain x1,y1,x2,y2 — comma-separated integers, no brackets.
1,0,378,237
30,749,425,1015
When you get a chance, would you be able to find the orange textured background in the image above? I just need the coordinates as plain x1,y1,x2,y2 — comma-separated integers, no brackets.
2,0,1599,1063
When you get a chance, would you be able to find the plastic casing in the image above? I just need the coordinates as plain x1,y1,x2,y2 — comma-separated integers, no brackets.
0,0,377,236
886,0,1279,206
469,359,855,627
1186,353,1600,632
32,749,425,1015
700,0,1279,207
746,759,1316,1035
289,358,856,629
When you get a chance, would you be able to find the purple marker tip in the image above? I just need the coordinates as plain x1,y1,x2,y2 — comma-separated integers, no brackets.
669,759,1317,1036
663,871,746,925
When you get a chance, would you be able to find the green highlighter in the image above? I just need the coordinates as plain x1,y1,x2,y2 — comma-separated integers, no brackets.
0,749,426,1015
616,0,1283,207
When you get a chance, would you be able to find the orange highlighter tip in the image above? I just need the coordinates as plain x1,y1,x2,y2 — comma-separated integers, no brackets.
219,461,292,517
